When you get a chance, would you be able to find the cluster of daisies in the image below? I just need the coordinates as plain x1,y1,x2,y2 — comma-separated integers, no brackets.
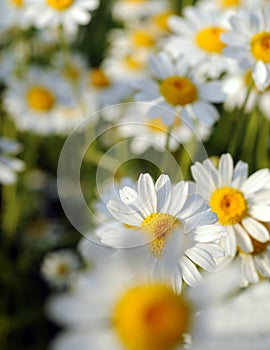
1,0,270,349
42,153,270,350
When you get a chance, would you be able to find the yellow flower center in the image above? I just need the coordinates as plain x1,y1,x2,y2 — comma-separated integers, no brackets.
195,26,226,53
89,68,111,88
250,32,270,63
147,116,181,133
124,55,144,70
112,283,192,350
123,0,146,2
220,0,240,7
210,187,248,226
47,0,73,11
131,30,155,47
56,263,70,276
26,86,55,112
160,76,198,106
152,11,174,32
141,213,180,256
10,0,23,7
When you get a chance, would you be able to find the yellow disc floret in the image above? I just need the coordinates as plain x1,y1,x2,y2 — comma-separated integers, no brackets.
26,86,55,112
210,187,248,225
11,0,23,7
160,76,198,106
89,68,111,88
152,11,174,32
250,235,269,255
131,30,155,47
220,0,240,8
195,26,226,53
47,0,73,11
147,117,168,133
141,213,180,256
250,32,270,63
113,283,192,350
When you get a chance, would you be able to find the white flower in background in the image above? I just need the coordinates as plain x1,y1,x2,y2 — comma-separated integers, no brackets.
0,137,24,185
165,6,237,79
41,250,80,288
112,0,168,22
25,0,99,34
0,51,17,84
3,67,80,135
222,5,270,91
119,103,210,154
223,69,270,119
0,0,29,31
99,173,224,290
47,259,218,350
197,0,265,13
191,154,270,260
135,53,226,126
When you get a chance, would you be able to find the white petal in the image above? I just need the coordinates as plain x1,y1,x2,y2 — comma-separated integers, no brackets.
222,226,237,256
155,174,172,212
253,61,269,91
185,246,216,272
242,217,270,242
194,224,225,243
180,256,202,287
107,200,143,226
218,153,234,186
137,173,157,215
254,255,270,277
241,255,259,284
168,181,189,216
241,169,270,195
101,228,148,249
249,205,270,222
231,160,248,188
234,223,253,253
199,81,226,103
183,211,217,233
196,242,224,258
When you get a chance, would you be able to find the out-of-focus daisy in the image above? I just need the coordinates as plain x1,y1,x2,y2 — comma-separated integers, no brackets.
4,67,79,135
119,103,210,154
135,53,226,126
41,250,80,288
0,0,29,30
25,0,99,33
99,173,225,290
165,6,236,79
47,258,216,350
191,153,270,258
0,137,24,185
223,69,270,119
112,0,168,23
198,0,264,13
222,5,270,91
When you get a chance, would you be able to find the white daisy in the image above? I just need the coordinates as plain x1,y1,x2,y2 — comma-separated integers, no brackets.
41,249,80,288
223,68,270,119
135,52,226,126
0,0,29,31
165,6,237,79
0,137,24,185
99,173,225,290
197,0,264,13
222,5,270,91
112,0,168,23
47,258,215,350
4,67,78,135
25,0,99,34
119,103,210,155
191,153,270,258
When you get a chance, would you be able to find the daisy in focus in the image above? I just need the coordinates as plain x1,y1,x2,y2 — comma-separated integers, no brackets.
3,67,79,135
0,137,25,185
191,153,270,260
165,6,236,79
222,4,270,91
135,53,226,126
25,0,99,33
99,173,225,290
41,249,80,288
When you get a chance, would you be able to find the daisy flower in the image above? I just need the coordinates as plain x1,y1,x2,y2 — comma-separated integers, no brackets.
99,173,225,290
4,67,78,135
191,153,270,258
25,0,99,34
47,258,218,350
197,0,264,13
41,249,80,288
119,103,210,155
0,0,29,31
135,52,226,126
222,5,270,91
165,6,237,79
0,137,25,185
223,69,270,119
